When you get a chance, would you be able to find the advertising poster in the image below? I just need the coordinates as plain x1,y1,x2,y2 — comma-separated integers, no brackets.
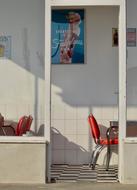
0,36,11,59
51,9,84,64
127,28,136,47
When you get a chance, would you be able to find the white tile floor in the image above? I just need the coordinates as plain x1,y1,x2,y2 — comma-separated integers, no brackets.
51,164,118,183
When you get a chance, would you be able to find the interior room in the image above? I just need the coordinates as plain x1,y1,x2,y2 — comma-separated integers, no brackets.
51,5,119,182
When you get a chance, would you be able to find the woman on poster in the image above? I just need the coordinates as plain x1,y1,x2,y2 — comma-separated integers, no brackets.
60,12,81,64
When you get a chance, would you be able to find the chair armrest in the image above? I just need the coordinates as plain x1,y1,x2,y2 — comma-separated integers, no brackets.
106,126,118,144
2,125,16,136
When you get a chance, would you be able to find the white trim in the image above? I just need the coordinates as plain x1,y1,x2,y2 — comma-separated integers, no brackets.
118,0,126,183
123,138,137,144
51,0,122,6
0,136,46,143
45,0,51,143
45,0,126,183
45,0,52,183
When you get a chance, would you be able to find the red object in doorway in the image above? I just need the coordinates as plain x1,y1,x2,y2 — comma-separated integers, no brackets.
88,113,118,170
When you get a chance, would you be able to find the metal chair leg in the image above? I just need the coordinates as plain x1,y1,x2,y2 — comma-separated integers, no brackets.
92,145,105,170
89,145,100,167
106,145,111,171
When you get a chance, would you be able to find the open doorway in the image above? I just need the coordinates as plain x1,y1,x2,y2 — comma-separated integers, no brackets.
50,5,119,182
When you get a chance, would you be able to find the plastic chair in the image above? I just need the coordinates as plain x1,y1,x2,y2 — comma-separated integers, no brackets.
1,115,33,136
88,113,118,170
15,116,28,136
1,116,27,136
26,115,33,132
16,115,33,136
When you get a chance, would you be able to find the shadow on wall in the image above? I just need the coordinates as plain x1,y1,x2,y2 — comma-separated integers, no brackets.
37,124,44,136
22,27,45,134
51,5,120,161
51,62,137,164
0,26,45,135
51,127,90,164
51,125,118,165
51,63,119,164
51,67,118,106
0,24,44,135
0,0,45,135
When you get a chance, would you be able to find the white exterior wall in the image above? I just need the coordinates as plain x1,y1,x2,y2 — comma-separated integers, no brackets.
51,6,119,164
127,0,137,115
122,0,137,184
126,19,137,140
0,0,45,135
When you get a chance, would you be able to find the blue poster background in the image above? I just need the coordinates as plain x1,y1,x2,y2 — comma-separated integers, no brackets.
0,36,11,59
51,9,84,64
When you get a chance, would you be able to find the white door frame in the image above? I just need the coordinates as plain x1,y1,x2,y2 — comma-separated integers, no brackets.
45,0,126,183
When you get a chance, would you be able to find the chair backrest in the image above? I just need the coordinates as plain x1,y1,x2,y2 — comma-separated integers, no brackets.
26,115,33,131
88,114,100,144
16,116,28,136
0,113,4,128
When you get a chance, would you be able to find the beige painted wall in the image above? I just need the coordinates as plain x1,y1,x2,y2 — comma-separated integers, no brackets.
123,142,137,183
0,143,46,183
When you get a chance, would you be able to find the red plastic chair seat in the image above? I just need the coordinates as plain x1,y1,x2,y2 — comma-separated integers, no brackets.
100,138,118,145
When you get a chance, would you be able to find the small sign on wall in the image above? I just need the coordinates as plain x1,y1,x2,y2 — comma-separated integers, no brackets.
112,28,136,47
127,28,136,47
112,28,119,47
0,36,11,59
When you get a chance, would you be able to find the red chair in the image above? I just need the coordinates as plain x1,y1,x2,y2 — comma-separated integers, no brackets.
1,116,28,136
26,115,33,132
1,115,33,136
88,113,118,170
16,115,33,136
15,116,28,136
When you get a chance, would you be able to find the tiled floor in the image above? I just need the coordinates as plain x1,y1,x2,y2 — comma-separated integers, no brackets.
51,165,118,183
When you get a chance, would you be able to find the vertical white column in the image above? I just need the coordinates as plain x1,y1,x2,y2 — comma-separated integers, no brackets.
45,0,51,182
118,0,126,183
